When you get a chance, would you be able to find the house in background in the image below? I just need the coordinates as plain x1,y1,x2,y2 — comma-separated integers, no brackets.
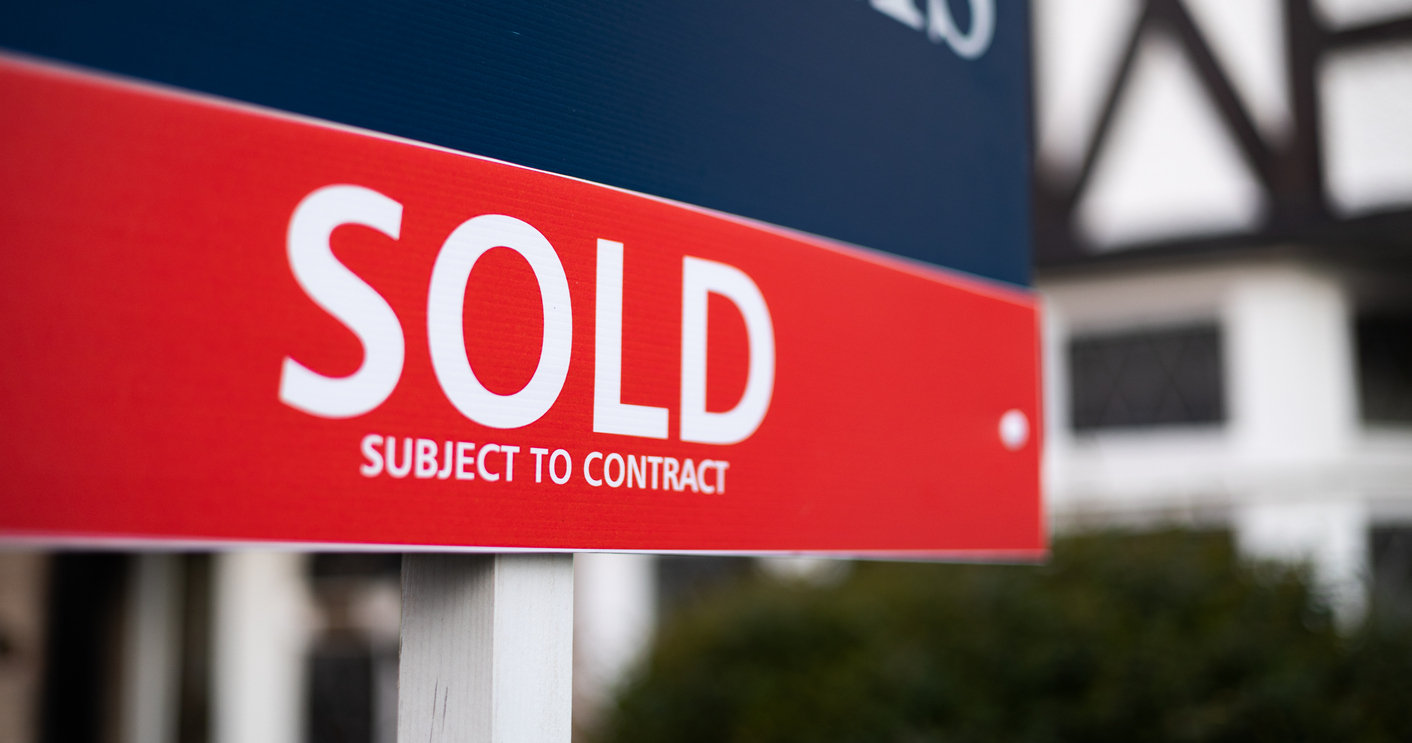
1032,0,1412,622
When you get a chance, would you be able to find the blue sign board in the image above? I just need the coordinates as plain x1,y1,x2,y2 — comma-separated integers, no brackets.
0,0,1030,285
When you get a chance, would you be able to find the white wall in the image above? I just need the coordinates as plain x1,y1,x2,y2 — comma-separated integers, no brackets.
573,554,656,728
212,552,315,743
1235,499,1369,623
1226,267,1357,466
1040,259,1412,624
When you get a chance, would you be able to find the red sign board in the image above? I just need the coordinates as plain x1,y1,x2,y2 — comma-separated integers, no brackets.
0,56,1043,557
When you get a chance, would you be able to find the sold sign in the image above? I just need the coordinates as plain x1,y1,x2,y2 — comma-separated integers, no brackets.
0,56,1042,557
283,186,774,443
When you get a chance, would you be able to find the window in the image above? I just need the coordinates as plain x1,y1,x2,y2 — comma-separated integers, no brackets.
1357,315,1412,423
1372,527,1412,625
1069,325,1225,431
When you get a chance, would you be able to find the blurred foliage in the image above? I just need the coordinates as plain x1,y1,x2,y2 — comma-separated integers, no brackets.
597,531,1412,743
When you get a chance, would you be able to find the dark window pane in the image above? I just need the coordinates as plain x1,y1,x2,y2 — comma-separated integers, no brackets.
309,646,374,743
40,553,128,743
1069,325,1224,431
1357,316,1412,423
1372,527,1412,625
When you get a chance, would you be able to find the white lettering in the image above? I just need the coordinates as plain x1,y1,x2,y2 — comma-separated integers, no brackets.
426,214,573,429
698,458,716,494
359,434,384,477
584,451,604,487
358,437,731,493
663,457,680,491
926,0,993,59
627,455,647,489
280,185,405,419
867,0,994,59
501,445,520,482
386,436,412,478
414,438,438,478
456,442,476,480
477,443,502,482
680,257,775,444
604,452,626,487
593,240,669,438
870,0,923,30
436,441,454,479
550,449,572,484
530,447,549,483
678,458,700,493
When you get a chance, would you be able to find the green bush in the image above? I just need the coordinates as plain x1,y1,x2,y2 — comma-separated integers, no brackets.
598,531,1412,743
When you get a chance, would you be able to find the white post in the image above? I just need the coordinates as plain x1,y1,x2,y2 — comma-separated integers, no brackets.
399,553,574,743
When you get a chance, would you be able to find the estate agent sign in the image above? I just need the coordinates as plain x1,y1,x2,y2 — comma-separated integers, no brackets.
0,0,1040,557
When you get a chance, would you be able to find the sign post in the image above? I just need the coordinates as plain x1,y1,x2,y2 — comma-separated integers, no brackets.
400,554,573,743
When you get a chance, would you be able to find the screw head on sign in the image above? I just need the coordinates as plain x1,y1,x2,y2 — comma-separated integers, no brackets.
999,409,1029,451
